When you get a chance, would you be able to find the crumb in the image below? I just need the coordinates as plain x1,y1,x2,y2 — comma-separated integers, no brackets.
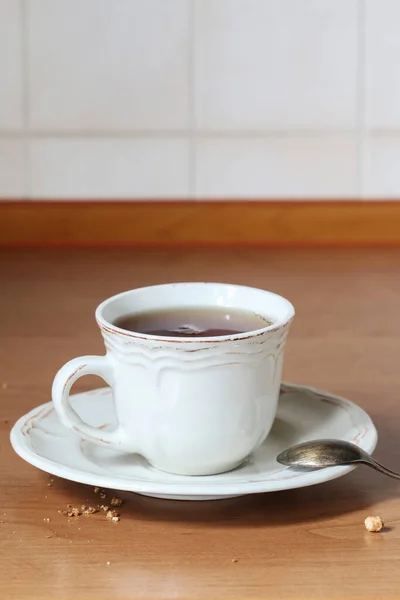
106,561,111,565
0,521,4,524
60,507,81,518
106,509,119,520
100,505,109,512
46,535,52,539
94,487,100,494
47,483,52,487
365,515,384,532
231,558,238,563
111,516,120,522
1,382,8,389
82,506,98,516
110,497,123,507
99,493,106,499
43,517,51,522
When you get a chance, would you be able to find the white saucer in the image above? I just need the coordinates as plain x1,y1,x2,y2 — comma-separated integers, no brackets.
10,383,377,501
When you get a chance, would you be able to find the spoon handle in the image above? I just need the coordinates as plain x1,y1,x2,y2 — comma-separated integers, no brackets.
362,458,400,481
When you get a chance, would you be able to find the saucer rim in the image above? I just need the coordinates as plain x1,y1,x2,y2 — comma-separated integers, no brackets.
10,382,378,498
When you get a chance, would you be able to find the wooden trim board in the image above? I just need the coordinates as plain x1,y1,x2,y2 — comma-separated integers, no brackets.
1,200,400,247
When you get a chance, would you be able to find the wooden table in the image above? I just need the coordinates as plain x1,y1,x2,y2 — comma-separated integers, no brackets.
1,247,400,599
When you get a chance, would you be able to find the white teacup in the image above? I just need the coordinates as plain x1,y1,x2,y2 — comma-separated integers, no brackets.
52,283,294,476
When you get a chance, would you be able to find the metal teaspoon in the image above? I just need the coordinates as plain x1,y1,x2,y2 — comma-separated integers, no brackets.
276,439,400,480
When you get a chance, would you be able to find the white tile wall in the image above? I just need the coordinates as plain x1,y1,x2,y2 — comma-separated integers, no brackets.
196,136,358,198
28,0,190,131
0,140,25,197
1,0,400,199
194,0,358,132
365,0,400,130
363,136,400,198
0,0,23,131
29,138,190,198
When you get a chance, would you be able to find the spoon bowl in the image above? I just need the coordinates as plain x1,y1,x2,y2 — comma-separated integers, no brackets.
277,439,400,480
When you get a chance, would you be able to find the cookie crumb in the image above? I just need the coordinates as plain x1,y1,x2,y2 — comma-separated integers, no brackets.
94,487,100,494
106,561,111,565
43,517,51,522
106,509,120,521
110,497,123,507
82,506,98,516
60,507,81,518
1,382,8,389
100,505,109,512
232,558,238,563
364,515,384,532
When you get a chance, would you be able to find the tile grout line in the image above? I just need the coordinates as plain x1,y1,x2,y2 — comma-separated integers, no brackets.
188,0,196,199
0,130,366,139
20,0,30,200
356,0,366,198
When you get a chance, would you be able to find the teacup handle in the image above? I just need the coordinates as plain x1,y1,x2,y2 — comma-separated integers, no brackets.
52,355,127,448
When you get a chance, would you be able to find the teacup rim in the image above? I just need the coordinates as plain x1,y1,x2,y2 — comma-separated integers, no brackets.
95,282,295,343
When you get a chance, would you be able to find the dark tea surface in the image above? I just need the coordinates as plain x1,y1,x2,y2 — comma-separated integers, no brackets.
113,306,272,337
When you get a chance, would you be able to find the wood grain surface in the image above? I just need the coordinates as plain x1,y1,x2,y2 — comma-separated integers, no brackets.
2,200,400,246
1,247,400,599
